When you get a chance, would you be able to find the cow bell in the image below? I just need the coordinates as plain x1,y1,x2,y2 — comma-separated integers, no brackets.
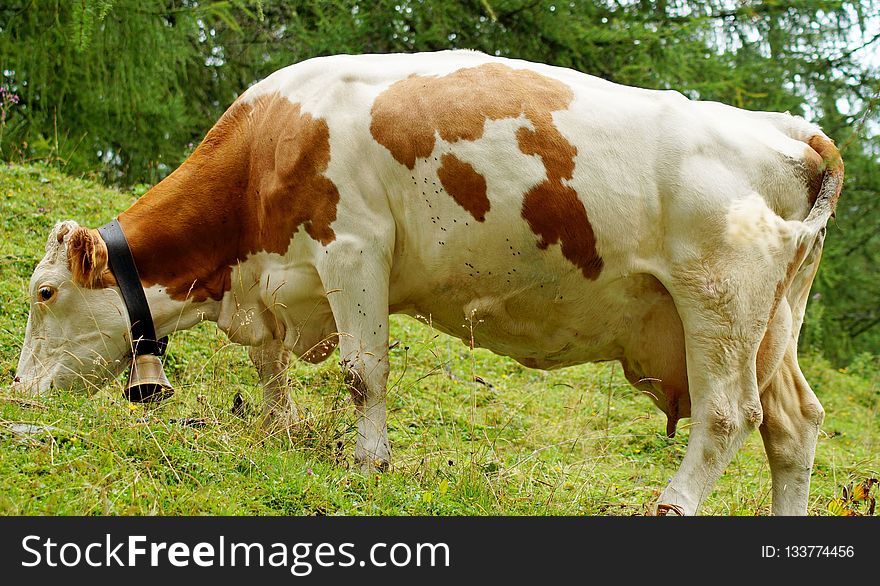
125,353,174,403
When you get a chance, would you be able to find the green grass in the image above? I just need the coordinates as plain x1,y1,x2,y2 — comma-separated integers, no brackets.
1,161,878,515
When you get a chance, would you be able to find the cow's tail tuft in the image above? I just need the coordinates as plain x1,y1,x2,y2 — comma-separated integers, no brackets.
802,133,844,228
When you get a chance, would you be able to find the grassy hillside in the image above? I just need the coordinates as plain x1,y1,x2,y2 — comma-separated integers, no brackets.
1,162,877,515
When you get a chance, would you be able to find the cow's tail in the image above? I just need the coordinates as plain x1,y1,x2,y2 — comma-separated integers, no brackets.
749,113,844,310
755,111,845,228
801,133,844,229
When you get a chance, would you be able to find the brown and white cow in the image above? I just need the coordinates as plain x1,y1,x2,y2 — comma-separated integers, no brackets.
13,50,843,515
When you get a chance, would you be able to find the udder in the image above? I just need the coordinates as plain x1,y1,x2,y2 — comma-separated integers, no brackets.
617,275,796,437
618,277,691,437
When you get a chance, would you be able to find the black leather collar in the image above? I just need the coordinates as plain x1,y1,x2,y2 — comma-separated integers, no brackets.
97,219,167,357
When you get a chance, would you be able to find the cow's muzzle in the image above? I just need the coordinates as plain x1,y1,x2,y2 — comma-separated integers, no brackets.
125,353,174,403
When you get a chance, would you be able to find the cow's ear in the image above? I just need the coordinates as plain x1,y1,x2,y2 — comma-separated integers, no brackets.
67,227,112,288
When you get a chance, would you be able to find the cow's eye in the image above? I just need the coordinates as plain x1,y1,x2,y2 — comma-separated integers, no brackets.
38,286,56,303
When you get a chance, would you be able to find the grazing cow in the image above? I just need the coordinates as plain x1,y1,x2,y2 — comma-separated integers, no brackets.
13,50,843,515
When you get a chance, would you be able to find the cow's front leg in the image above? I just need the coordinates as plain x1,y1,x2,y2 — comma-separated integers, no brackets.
342,340,391,471
248,339,296,430
319,241,392,471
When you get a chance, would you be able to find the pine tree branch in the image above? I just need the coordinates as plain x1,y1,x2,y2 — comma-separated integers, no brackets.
829,30,880,67
848,315,880,339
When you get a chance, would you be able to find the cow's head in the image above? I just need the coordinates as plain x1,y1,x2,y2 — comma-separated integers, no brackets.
12,220,131,395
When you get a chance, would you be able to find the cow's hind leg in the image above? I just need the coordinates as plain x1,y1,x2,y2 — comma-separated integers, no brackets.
759,343,824,515
248,339,296,430
652,189,825,515
655,259,783,514
759,228,826,516
655,319,766,514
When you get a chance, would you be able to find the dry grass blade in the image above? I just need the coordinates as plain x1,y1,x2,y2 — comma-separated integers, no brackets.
0,395,48,410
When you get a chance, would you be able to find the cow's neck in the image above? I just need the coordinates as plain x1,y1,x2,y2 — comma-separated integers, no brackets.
117,101,252,306
118,170,231,335
113,94,339,345
141,284,220,341
114,105,255,338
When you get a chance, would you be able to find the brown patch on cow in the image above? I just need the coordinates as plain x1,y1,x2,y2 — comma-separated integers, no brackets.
117,93,340,302
807,135,844,173
437,153,490,221
55,223,74,244
67,227,117,289
370,64,574,169
370,63,603,279
517,121,603,279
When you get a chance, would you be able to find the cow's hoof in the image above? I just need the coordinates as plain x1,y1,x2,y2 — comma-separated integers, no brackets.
355,437,391,473
260,407,301,435
654,503,686,516
356,457,391,473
